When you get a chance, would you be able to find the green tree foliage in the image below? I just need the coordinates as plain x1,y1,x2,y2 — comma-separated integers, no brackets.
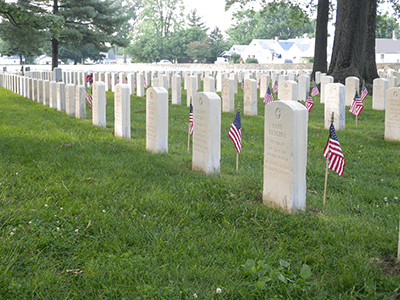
128,0,231,63
0,20,48,64
207,27,233,63
227,3,314,45
129,0,185,62
187,9,209,32
186,38,210,62
245,57,258,63
59,45,105,64
231,53,241,63
0,0,131,69
376,13,400,38
168,27,208,62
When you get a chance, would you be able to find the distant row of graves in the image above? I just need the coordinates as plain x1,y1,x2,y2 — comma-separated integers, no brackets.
0,66,399,214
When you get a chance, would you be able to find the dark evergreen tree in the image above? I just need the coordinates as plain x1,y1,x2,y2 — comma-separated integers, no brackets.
0,0,131,70
187,9,209,32
0,20,48,64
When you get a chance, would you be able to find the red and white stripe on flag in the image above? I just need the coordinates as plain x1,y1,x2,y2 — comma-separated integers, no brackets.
228,110,242,153
305,96,314,113
349,99,364,116
323,124,345,177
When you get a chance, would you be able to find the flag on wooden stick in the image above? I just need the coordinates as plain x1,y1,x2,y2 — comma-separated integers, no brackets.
360,83,368,101
349,91,364,116
272,80,278,94
144,78,147,88
85,88,92,109
323,123,345,177
228,109,242,153
311,82,320,97
189,103,193,136
305,91,314,112
263,86,274,104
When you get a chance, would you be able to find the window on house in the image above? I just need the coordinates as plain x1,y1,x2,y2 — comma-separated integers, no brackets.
381,54,384,60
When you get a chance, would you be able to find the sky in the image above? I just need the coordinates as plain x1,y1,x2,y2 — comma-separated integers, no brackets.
182,0,237,33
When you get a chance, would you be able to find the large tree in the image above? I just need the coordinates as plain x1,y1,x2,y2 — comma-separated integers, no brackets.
328,0,379,83
0,20,48,65
312,0,329,79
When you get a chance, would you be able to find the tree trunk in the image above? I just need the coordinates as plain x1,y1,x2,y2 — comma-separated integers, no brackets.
328,0,378,84
51,0,59,70
52,38,59,70
312,0,329,81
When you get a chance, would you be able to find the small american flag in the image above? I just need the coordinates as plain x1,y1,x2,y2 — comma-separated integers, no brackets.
85,88,92,109
349,91,364,116
228,109,241,153
360,83,368,101
134,80,137,88
305,91,314,112
241,81,244,91
263,86,274,104
311,82,319,97
272,81,278,94
189,103,193,136
257,81,260,88
323,123,345,177
144,78,147,88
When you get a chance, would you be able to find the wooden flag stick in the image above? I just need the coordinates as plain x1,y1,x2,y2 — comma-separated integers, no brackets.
323,159,329,206
187,125,191,153
187,97,192,153
236,102,240,171
323,112,334,206
398,216,400,260
355,86,358,127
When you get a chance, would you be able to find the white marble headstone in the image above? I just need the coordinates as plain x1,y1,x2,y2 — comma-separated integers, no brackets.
146,87,168,153
192,92,221,174
114,84,131,138
324,83,345,130
385,87,400,141
372,78,388,110
263,100,308,213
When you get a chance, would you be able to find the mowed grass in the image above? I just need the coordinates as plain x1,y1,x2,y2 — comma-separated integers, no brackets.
0,82,399,299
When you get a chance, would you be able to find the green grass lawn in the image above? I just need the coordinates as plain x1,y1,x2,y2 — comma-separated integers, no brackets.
0,83,399,299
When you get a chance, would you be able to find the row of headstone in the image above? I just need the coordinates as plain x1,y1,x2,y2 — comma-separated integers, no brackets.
146,85,308,213
2,69,399,216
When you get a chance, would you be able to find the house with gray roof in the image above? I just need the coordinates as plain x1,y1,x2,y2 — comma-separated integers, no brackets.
376,35,400,63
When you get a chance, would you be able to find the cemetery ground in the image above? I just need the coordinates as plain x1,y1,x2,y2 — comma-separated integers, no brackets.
0,83,399,299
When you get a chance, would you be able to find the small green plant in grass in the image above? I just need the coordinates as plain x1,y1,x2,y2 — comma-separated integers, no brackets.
242,259,313,297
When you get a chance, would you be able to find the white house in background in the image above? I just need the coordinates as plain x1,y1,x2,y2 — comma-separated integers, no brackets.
222,36,335,64
237,37,318,63
286,38,316,62
376,33,400,63
220,45,248,62
34,54,62,65
0,55,24,64
240,39,277,63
